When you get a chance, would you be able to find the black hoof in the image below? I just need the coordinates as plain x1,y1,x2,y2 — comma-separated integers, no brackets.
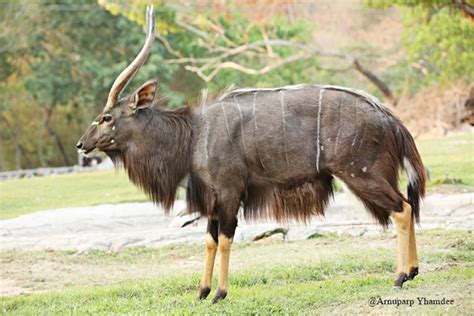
394,272,408,289
407,267,419,280
198,287,211,300
211,289,227,304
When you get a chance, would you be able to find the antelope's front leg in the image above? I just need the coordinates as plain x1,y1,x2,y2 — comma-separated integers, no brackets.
212,203,238,303
198,218,218,299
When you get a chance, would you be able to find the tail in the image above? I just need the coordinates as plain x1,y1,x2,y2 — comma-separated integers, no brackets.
397,124,427,223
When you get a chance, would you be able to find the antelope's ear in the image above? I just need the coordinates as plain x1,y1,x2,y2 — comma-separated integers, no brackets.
129,80,157,112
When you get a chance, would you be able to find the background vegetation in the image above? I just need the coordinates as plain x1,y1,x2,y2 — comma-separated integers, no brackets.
0,0,472,171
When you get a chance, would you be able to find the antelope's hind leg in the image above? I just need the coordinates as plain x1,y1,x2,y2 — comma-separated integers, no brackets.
198,218,218,299
391,201,419,289
335,171,419,290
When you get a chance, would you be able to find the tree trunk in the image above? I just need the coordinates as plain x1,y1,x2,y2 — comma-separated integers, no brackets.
0,136,4,171
353,59,398,106
14,130,21,169
0,113,33,169
44,107,71,166
14,113,21,169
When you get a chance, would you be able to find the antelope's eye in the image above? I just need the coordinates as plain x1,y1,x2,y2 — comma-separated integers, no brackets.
103,115,112,123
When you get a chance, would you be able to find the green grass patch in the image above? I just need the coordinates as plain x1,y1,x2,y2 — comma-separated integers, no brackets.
0,170,147,220
1,230,472,315
418,133,474,189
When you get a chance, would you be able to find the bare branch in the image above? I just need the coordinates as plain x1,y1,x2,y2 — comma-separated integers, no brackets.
353,59,397,105
161,19,397,105
165,56,217,65
206,19,239,48
156,34,182,58
185,53,312,82
260,27,275,57
175,17,210,39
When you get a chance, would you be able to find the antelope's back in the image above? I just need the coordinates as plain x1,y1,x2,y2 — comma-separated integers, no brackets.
195,84,399,180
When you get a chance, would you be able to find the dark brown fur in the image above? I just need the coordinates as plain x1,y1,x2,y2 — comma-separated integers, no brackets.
183,86,426,228
106,106,194,212
78,84,426,227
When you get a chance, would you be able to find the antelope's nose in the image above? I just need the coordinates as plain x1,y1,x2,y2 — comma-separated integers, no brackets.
76,141,83,150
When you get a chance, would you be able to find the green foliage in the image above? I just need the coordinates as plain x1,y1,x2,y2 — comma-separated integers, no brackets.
367,0,474,87
402,7,474,86
0,1,180,170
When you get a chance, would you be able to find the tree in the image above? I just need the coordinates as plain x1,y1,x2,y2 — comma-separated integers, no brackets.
367,0,474,88
0,0,178,169
101,0,398,105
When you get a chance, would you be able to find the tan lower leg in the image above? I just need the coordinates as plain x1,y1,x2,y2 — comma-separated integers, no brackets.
216,235,233,291
391,202,412,275
200,234,217,289
408,210,419,269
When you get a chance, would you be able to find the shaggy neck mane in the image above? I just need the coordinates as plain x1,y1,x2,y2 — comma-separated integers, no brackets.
107,107,193,212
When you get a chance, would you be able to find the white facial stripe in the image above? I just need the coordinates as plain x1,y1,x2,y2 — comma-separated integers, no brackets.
91,121,99,126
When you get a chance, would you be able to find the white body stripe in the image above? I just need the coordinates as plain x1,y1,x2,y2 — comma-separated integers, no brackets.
201,89,208,110
220,103,231,138
202,113,210,160
334,129,340,154
280,91,289,165
316,88,325,172
235,100,248,155
252,92,258,132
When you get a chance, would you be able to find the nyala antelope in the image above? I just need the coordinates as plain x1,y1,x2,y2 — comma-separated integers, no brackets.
77,6,426,303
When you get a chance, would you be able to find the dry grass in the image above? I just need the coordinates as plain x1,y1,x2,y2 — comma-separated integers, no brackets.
396,84,472,138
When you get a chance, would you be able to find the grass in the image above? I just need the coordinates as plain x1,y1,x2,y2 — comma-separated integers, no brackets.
0,133,472,220
417,133,474,189
0,170,148,220
1,229,472,314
